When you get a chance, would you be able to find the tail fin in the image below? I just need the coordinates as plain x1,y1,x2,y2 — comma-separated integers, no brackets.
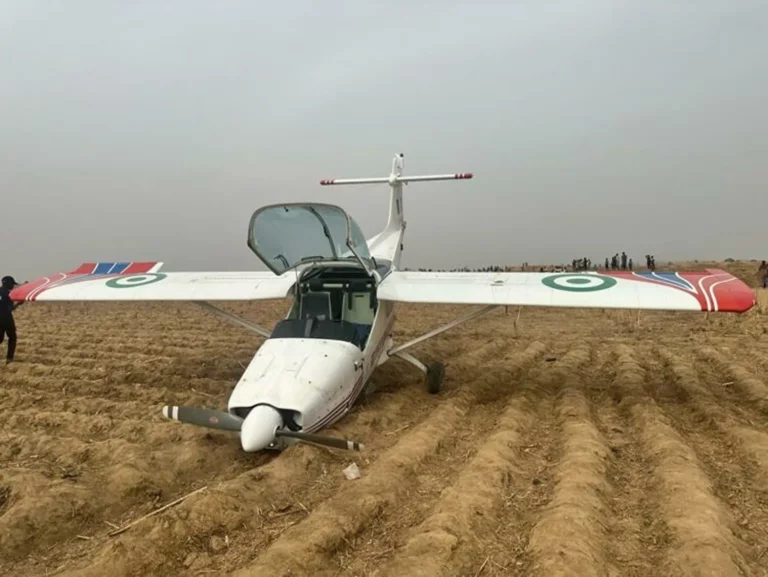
319,153,473,232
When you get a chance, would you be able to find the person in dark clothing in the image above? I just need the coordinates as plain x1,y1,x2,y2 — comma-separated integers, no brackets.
0,276,22,364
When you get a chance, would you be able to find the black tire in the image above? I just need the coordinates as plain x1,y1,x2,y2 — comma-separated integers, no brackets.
425,361,445,394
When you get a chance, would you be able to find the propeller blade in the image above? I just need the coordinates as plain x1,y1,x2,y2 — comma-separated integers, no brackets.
162,406,244,431
276,430,365,451
162,406,365,451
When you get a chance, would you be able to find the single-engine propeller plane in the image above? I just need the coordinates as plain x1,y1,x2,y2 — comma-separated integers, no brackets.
11,154,756,453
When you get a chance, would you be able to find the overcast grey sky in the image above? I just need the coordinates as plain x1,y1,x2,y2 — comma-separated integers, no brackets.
2,1,766,280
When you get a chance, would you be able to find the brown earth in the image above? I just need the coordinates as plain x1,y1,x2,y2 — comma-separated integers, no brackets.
2,261,768,576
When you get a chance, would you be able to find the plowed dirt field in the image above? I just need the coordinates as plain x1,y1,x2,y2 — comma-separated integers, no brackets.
2,291,768,576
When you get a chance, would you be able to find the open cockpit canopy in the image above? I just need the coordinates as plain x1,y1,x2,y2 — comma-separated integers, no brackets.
247,203,375,276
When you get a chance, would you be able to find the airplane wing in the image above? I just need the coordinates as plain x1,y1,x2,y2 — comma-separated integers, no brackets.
376,269,756,313
9,262,297,302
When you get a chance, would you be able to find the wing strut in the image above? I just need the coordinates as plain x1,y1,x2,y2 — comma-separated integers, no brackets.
387,304,499,356
196,302,272,338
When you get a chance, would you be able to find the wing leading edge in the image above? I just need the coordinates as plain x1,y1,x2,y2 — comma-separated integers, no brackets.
9,262,296,302
376,270,756,313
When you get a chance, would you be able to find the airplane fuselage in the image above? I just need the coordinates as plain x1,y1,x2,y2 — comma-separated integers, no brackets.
228,297,397,451
228,183,406,451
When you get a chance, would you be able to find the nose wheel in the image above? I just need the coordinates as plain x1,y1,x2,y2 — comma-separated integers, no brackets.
425,361,445,394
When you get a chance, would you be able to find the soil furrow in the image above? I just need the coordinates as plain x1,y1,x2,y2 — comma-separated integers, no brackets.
696,347,768,414
581,346,661,576
650,347,768,570
656,346,768,481
363,346,587,577
525,344,613,577
0,433,242,561
0,372,232,407
615,344,748,577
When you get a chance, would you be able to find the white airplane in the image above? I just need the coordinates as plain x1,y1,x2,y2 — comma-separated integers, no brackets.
10,154,756,453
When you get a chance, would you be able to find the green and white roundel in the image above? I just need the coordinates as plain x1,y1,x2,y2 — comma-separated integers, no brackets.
105,273,167,289
541,273,617,292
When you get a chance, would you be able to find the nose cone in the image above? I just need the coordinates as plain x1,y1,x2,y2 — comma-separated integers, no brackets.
240,405,283,452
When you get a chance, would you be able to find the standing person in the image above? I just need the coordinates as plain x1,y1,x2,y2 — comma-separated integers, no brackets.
758,261,768,288
0,276,21,364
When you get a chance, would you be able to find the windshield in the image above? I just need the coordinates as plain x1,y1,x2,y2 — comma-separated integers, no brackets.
247,203,374,275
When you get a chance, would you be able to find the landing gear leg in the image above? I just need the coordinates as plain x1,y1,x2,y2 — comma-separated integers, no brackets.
385,305,498,396
390,351,445,394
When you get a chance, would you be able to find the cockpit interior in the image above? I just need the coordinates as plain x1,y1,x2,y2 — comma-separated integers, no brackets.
271,266,378,349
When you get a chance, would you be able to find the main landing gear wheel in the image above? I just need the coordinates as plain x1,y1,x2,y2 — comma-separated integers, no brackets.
425,361,445,394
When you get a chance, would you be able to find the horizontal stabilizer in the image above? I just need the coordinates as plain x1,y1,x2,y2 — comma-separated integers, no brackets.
320,173,473,186
321,152,472,186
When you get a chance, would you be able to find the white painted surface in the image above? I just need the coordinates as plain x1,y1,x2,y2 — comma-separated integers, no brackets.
376,271,704,310
228,338,364,431
31,271,296,301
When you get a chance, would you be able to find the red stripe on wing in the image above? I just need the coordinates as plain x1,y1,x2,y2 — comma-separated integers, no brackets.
9,261,162,301
123,262,159,274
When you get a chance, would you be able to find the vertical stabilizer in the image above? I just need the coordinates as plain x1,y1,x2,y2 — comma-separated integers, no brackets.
386,153,405,233
319,154,473,264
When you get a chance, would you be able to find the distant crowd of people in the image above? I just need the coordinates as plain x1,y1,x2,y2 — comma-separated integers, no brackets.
558,253,657,272
598,253,656,271
407,254,659,274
